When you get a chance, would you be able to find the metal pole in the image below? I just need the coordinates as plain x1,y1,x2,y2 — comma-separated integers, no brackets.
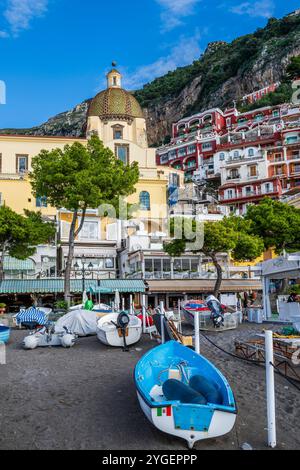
194,312,200,355
142,294,147,334
160,301,165,344
82,264,85,293
130,295,133,316
265,330,276,448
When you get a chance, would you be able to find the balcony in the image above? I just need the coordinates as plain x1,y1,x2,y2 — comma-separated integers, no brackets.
288,153,300,161
227,174,241,181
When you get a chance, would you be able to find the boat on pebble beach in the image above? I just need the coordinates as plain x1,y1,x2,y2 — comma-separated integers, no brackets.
135,341,237,449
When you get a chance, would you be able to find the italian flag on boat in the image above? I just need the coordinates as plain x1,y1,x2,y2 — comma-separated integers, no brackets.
157,406,172,417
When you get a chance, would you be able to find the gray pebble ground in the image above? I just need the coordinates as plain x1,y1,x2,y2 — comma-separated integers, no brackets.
0,324,299,450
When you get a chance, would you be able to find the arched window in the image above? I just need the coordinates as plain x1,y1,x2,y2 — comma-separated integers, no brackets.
140,192,151,211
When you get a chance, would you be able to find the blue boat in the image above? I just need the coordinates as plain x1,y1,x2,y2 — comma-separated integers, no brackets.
0,325,10,344
135,341,237,449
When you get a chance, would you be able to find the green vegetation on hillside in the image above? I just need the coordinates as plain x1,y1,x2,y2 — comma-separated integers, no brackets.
238,55,300,112
134,14,300,111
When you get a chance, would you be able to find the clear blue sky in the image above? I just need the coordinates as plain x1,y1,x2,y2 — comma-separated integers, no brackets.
0,0,299,128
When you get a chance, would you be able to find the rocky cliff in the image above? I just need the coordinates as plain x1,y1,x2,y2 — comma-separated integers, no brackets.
2,12,300,146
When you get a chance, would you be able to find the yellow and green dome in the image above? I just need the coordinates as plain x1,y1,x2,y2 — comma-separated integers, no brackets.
88,87,144,120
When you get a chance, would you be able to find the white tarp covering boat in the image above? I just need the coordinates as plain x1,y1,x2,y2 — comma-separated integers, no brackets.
55,309,108,337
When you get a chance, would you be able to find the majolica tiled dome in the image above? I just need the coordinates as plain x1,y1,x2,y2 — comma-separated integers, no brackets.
88,87,144,120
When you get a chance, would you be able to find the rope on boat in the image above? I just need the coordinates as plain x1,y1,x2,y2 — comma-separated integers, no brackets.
198,331,300,393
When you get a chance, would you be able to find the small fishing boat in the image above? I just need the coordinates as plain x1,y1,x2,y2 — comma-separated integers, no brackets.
182,297,239,331
0,325,10,344
182,300,211,326
97,312,142,348
135,341,237,449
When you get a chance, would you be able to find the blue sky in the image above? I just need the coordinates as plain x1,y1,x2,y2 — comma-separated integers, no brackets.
0,0,299,128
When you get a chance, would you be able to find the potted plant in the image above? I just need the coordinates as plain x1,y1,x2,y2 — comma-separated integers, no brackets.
54,300,68,313
0,303,6,314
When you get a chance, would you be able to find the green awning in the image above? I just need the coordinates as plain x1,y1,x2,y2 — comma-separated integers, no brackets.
4,257,35,271
0,279,146,295
0,279,99,294
95,280,146,293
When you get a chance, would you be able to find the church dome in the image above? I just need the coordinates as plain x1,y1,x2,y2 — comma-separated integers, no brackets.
88,65,144,120
88,87,144,120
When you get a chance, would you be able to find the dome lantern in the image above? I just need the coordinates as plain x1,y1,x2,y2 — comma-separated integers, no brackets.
107,62,122,89
88,64,144,122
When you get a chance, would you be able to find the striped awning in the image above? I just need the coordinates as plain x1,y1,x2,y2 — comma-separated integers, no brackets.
0,279,146,294
4,257,35,271
95,280,146,293
0,279,98,294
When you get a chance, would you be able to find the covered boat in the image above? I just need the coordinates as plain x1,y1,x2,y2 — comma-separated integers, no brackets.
55,309,103,337
97,313,142,348
135,341,237,449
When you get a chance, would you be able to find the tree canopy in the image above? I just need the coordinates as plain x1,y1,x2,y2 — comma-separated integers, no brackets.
0,206,55,280
164,217,264,296
245,198,300,254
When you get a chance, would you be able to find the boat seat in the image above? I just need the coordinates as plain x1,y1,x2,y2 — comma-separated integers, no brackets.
190,375,223,405
163,379,207,405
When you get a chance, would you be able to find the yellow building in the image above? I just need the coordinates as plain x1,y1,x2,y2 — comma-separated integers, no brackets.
0,65,183,277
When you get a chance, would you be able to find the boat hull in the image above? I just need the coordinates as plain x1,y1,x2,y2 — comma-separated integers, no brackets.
97,314,142,347
182,307,239,332
0,326,10,344
137,392,236,448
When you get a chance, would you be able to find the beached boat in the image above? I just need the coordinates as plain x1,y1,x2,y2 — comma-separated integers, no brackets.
0,325,10,344
97,313,142,348
182,300,211,326
182,298,239,331
135,341,237,449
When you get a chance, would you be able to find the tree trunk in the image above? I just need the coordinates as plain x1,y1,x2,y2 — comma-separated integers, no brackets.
64,207,87,305
211,253,223,298
0,242,8,282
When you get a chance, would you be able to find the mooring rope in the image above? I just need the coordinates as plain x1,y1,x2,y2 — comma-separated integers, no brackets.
198,330,300,393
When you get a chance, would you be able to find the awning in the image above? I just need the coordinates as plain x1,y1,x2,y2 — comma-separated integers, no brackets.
0,279,98,294
4,257,35,271
0,279,146,294
94,280,146,293
146,279,262,294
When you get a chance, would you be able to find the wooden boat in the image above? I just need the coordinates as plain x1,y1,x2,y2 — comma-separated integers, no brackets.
0,325,10,344
135,341,237,449
97,313,142,347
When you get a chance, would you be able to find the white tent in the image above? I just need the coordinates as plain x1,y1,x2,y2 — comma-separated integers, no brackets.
55,310,100,337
